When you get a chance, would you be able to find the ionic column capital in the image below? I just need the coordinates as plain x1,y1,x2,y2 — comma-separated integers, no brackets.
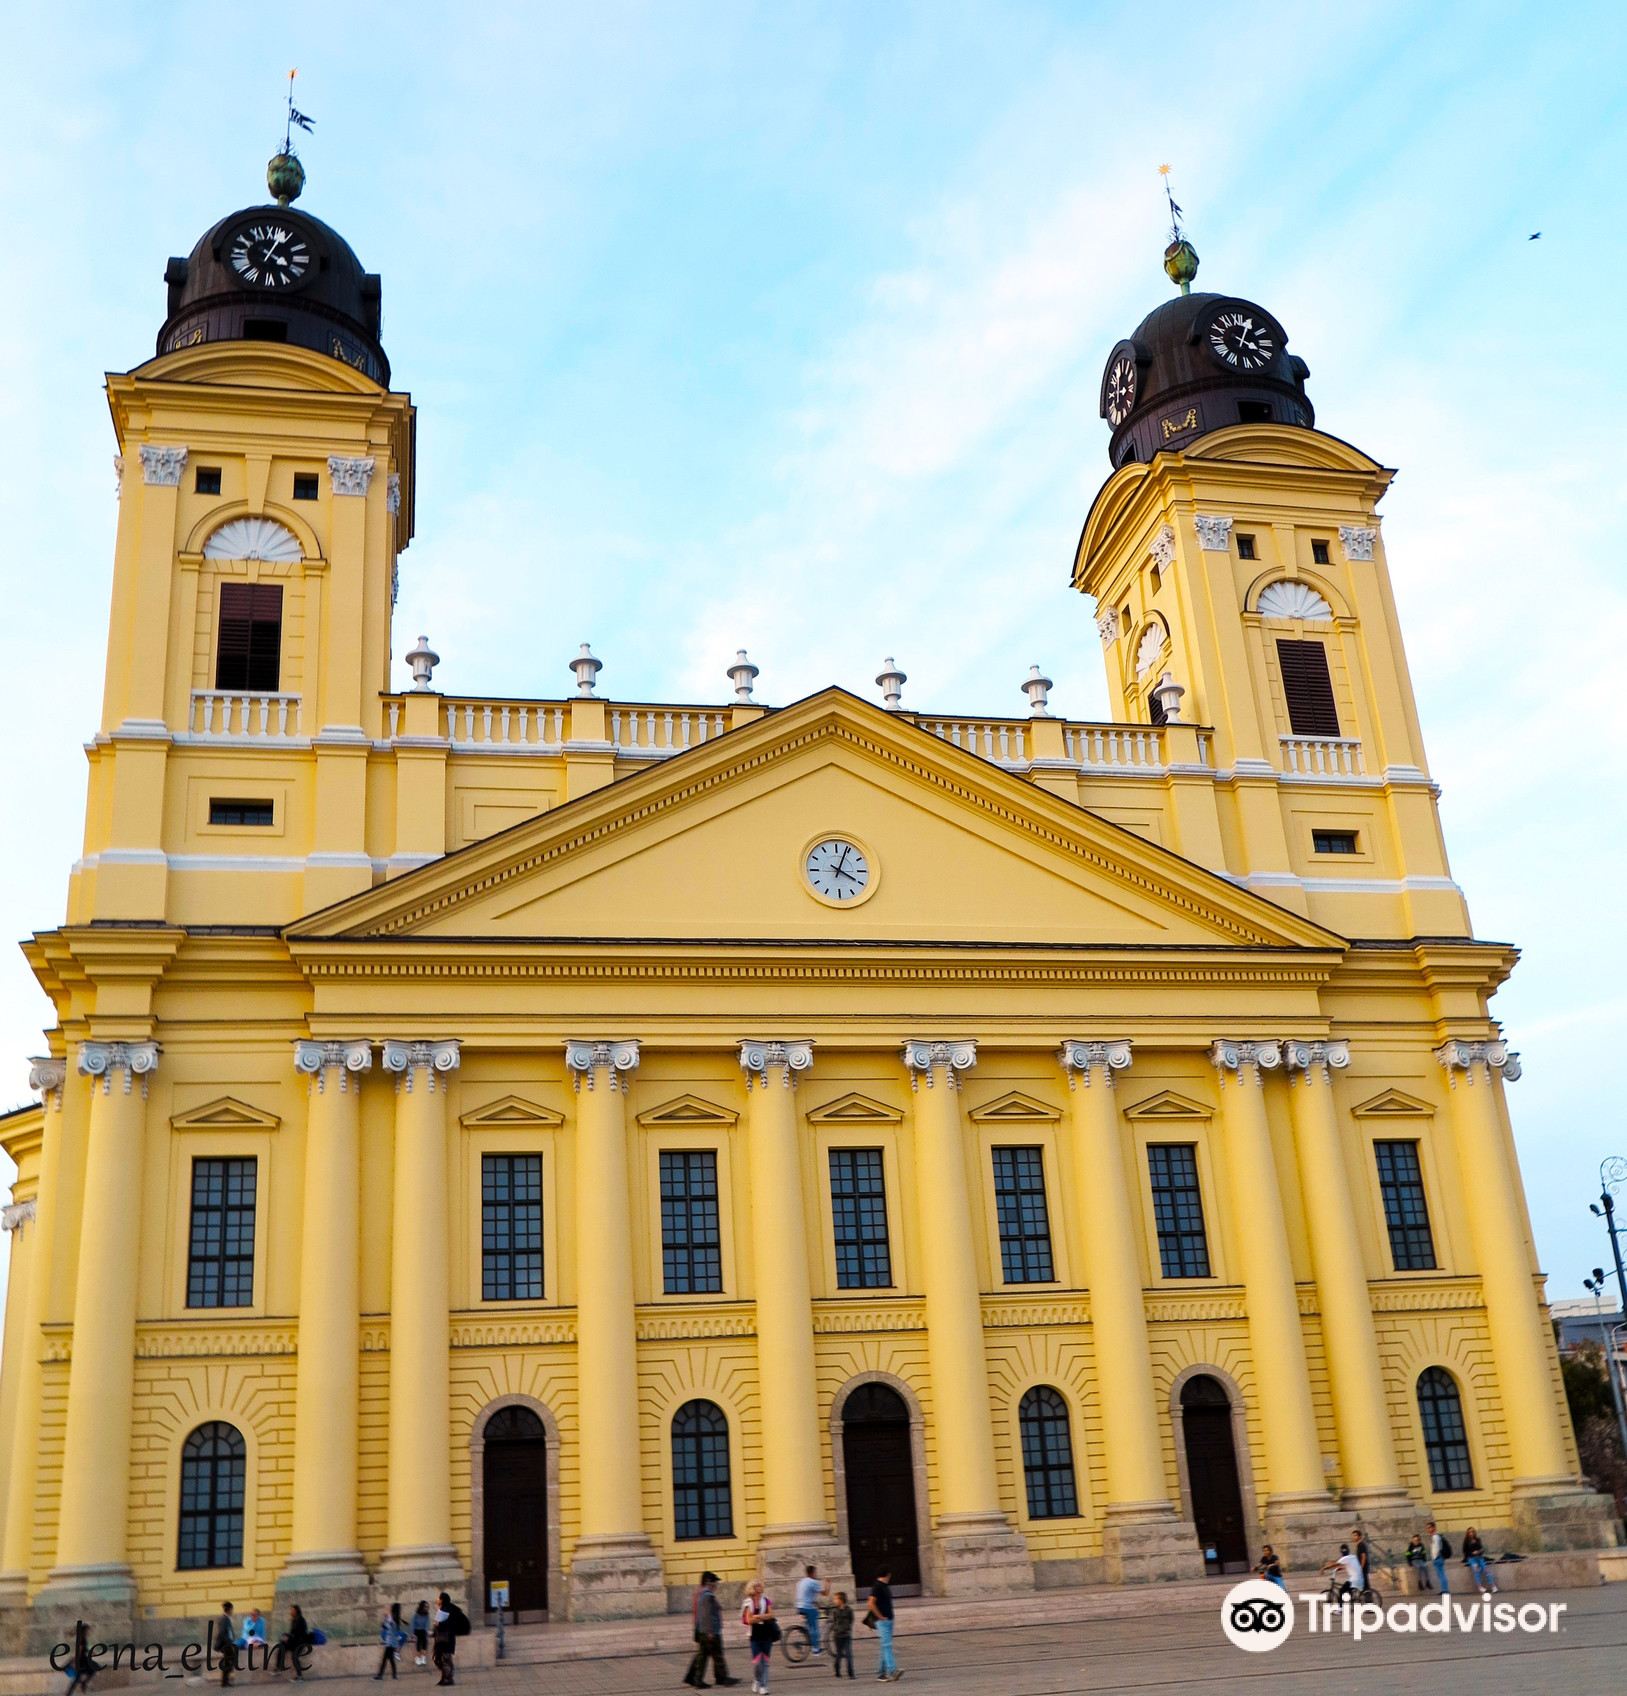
28,1055,67,1105
1281,1039,1351,1085
1209,1039,1281,1085
381,1039,462,1091
1434,1039,1521,1087
1,1200,36,1234
77,1040,160,1095
565,1039,641,1090
738,1040,814,1090
293,1039,373,1091
1059,1040,1133,1088
902,1039,977,1090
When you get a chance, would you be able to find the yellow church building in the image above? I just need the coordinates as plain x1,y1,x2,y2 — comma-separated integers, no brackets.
0,158,1616,1645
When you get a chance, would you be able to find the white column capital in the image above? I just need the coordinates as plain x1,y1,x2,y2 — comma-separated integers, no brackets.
381,1039,462,1090
1209,1038,1281,1085
738,1040,814,1089
77,1040,160,1095
2,1200,36,1234
1150,523,1178,570
1339,524,1378,561
1193,514,1234,551
1095,606,1121,643
28,1055,67,1104
138,444,187,486
1281,1039,1351,1084
293,1038,373,1091
327,455,376,496
902,1039,977,1089
1059,1040,1133,1088
565,1039,641,1090
1434,1039,1521,1086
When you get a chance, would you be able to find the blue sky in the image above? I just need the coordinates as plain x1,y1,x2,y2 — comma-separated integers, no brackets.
3,1,1626,1314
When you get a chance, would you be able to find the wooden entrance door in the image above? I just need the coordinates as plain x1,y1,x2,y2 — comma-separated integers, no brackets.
1180,1375,1248,1573
841,1384,920,1589
482,1406,548,1615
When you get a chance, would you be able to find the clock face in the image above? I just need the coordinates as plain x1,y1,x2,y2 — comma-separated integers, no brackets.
1207,308,1276,372
226,220,312,290
804,838,870,902
1105,354,1138,425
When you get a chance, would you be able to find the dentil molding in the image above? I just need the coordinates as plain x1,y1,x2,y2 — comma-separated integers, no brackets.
139,445,188,486
78,1040,160,1094
1059,1039,1133,1087
564,1039,641,1089
382,1038,462,1089
293,1038,373,1090
327,455,376,496
739,1040,814,1089
902,1039,977,1088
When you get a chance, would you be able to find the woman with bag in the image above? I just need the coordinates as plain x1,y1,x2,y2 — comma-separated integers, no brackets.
374,1603,408,1679
740,1579,779,1694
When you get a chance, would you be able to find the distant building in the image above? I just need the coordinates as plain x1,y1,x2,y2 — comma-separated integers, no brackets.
1552,1297,1627,1365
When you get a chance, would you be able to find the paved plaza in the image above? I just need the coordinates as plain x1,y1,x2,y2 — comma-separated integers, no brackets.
285,1586,1626,1696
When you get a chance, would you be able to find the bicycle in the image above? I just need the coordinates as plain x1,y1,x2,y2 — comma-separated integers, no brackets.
780,1604,830,1667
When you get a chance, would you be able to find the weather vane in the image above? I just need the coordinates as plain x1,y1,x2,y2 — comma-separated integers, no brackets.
267,70,316,206
282,68,316,157
1158,163,1199,295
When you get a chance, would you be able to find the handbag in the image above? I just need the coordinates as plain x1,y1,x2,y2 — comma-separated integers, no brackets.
764,1618,782,1644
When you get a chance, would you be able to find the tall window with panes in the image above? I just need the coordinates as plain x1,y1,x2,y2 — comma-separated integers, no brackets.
186,1157,257,1308
991,1146,1055,1283
482,1153,544,1300
1147,1144,1210,1278
1374,1140,1436,1270
829,1148,893,1288
660,1150,722,1294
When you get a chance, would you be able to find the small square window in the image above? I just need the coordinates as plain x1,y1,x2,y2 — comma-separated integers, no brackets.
1236,533,1257,560
292,473,319,501
209,799,274,827
1237,400,1272,424
1312,829,1359,855
195,467,222,496
1311,539,1331,565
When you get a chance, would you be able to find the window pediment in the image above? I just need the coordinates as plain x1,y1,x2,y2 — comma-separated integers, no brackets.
805,1091,903,1125
968,1090,1061,1124
460,1094,565,1129
171,1097,280,1132
636,1094,738,1128
1122,1089,1211,1122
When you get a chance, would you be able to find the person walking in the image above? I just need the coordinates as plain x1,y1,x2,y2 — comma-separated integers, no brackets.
1405,1533,1430,1591
794,1566,826,1657
275,1605,314,1680
1351,1526,1371,1593
1428,1521,1452,1595
411,1601,431,1668
684,1570,738,1689
828,1592,856,1680
64,1621,99,1696
1255,1545,1285,1589
375,1603,407,1680
866,1568,900,1682
214,1602,239,1688
432,1593,468,1688
1462,1528,1498,1595
740,1580,778,1694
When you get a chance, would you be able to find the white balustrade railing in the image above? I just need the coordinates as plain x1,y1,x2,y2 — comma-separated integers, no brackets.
918,718,1030,765
435,699,566,749
1280,735,1364,777
1065,724,1168,769
611,707,729,754
189,691,302,739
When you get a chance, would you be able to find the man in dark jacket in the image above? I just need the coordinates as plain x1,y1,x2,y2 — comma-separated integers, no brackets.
214,1602,239,1687
683,1571,738,1689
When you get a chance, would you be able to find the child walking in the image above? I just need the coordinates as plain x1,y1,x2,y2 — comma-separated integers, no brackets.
828,1592,855,1679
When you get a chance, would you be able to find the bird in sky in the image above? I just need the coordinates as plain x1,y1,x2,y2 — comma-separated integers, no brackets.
1528,231,1542,240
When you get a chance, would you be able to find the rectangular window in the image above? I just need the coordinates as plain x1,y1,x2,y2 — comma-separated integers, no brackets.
1236,532,1258,559
829,1148,893,1289
1312,829,1359,854
292,472,319,500
1148,1144,1210,1278
1148,686,1168,726
1237,401,1272,424
1311,539,1331,564
208,798,274,827
215,582,283,691
1275,638,1341,737
992,1146,1055,1283
243,318,288,342
1375,1141,1437,1271
660,1150,722,1294
195,466,222,495
186,1158,257,1308
482,1154,544,1300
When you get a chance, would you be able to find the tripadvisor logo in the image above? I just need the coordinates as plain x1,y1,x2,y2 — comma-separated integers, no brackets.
1221,1579,1294,1652
1221,1578,1567,1651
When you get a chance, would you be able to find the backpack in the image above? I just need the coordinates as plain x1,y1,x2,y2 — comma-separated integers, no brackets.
448,1605,471,1638
1437,1536,1452,1559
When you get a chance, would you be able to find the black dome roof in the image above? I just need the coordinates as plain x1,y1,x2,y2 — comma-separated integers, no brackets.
157,200,388,384
1100,285,1310,468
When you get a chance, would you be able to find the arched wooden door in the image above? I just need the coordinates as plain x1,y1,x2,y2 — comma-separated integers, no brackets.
481,1406,548,1614
841,1384,920,1590
1180,1375,1248,1573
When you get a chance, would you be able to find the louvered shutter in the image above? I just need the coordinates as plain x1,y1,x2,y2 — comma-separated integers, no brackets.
1275,639,1339,737
215,584,283,691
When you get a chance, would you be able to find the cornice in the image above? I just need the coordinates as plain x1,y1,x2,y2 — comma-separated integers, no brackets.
811,1302,926,1335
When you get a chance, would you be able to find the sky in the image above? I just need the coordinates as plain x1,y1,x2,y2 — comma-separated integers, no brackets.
2,0,1626,1317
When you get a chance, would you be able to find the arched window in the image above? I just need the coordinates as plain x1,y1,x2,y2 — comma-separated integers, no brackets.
178,1421,246,1569
1018,1386,1079,1519
1417,1368,1474,1492
672,1400,733,1540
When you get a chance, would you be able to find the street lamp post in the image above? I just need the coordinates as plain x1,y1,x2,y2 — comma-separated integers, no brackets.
1587,1156,1627,1466
1584,1273,1627,1463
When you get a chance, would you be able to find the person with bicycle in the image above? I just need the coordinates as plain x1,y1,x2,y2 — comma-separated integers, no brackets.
1320,1543,1365,1605
794,1565,828,1657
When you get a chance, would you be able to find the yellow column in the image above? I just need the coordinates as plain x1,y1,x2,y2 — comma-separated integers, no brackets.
739,1042,847,1581
1437,1041,1572,1487
44,1043,158,1604
903,1040,1031,1595
1209,1040,1329,1509
1282,1041,1407,1507
0,1059,65,1605
564,1040,663,1620
380,1040,461,1578
281,1040,370,1593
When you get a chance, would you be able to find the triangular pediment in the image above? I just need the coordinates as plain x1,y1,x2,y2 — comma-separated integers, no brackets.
459,1095,565,1129
636,1094,739,1128
968,1090,1061,1124
289,689,1343,954
805,1092,903,1125
172,1096,281,1132
1122,1089,1212,1121
1352,1088,1434,1119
